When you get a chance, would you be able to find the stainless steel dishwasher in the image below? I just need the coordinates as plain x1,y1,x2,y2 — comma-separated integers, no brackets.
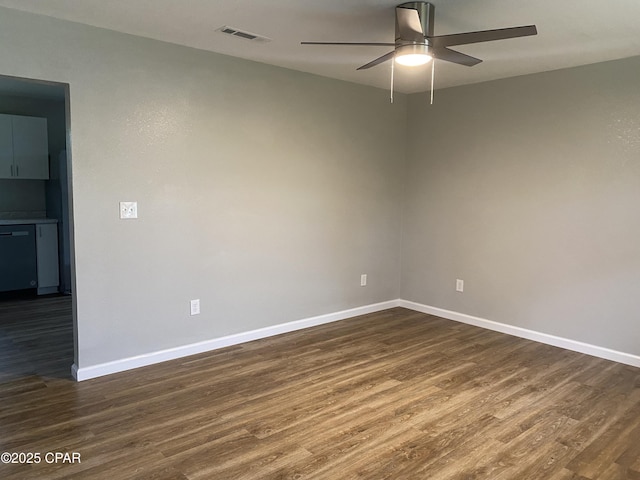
0,224,37,292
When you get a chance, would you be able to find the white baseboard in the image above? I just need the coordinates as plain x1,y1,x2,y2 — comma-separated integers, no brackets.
72,299,401,381
398,300,640,368
72,298,640,381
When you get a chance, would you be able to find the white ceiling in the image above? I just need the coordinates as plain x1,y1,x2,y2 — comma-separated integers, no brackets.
0,0,639,94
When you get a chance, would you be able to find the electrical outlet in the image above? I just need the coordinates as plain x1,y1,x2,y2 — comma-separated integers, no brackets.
456,279,464,292
120,201,138,219
190,299,200,316
360,274,367,287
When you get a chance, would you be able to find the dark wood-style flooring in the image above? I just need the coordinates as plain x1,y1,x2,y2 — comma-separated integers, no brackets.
1,297,640,479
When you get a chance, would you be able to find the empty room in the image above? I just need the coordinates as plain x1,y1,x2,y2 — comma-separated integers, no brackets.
1,1,639,479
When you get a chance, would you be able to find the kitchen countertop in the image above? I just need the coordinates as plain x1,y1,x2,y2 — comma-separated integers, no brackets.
0,218,59,225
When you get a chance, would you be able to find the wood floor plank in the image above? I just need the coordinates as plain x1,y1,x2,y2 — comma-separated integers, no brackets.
2,297,640,479
565,398,640,479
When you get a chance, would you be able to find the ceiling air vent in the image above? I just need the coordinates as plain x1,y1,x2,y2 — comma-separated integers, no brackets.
217,26,271,43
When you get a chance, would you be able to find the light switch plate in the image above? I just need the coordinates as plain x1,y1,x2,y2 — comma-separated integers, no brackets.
190,299,200,316
120,201,138,219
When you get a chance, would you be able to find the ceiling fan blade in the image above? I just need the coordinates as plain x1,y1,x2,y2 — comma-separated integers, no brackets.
357,51,395,70
430,25,537,48
433,47,482,67
301,41,394,46
396,7,425,42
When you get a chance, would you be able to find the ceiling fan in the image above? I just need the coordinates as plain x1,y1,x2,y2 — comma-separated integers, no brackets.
302,2,537,102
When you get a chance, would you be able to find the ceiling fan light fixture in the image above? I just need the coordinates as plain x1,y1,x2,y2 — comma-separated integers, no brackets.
395,43,432,66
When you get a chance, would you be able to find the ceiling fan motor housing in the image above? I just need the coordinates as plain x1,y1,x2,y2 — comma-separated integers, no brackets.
396,1,434,45
395,43,431,59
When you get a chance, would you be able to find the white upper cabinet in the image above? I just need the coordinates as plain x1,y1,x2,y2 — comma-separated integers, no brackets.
12,115,49,179
0,114,13,178
0,113,49,180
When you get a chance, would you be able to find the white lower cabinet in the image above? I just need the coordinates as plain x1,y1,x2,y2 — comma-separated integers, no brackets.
36,223,59,295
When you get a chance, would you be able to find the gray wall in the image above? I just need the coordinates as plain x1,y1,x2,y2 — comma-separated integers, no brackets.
402,56,640,356
0,7,405,367
0,179,46,217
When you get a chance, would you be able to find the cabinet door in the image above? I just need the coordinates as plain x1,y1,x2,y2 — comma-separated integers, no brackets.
12,115,49,179
0,114,14,178
36,223,60,293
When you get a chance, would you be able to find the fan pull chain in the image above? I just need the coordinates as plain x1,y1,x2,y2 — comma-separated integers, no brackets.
430,59,435,105
390,56,395,104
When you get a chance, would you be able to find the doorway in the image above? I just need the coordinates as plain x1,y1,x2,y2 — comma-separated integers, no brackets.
0,74,76,381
